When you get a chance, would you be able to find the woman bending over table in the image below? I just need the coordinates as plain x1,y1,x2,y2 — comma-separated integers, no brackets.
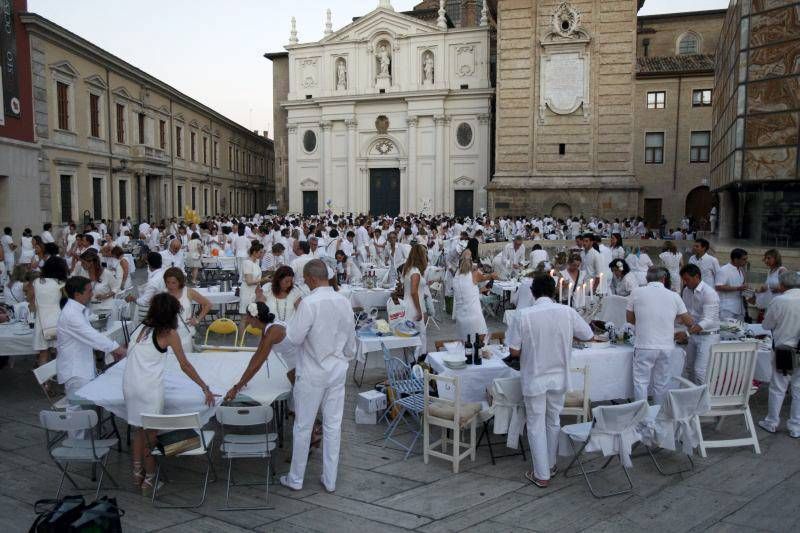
163,267,211,354
123,293,215,496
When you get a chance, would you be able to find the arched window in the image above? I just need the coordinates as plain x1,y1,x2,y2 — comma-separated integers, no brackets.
678,34,699,55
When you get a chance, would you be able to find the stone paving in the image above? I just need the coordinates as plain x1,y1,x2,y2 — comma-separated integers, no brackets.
1,306,799,531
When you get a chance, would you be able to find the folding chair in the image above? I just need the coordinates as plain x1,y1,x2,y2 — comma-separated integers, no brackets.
423,371,480,473
204,318,239,346
382,344,424,458
141,412,216,508
559,400,649,498
238,325,264,347
699,341,760,455
33,360,69,410
40,410,119,499
215,405,277,511
477,376,527,465
641,378,710,474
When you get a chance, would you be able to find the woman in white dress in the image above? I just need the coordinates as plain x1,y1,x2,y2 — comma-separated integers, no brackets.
610,233,626,261
560,253,588,308
30,257,68,367
659,241,683,293
232,224,251,273
754,249,788,318
164,267,211,354
109,246,132,290
609,259,638,297
402,244,428,359
79,250,120,300
452,252,494,341
123,293,215,496
4,265,29,307
260,265,302,323
186,232,203,286
239,242,267,315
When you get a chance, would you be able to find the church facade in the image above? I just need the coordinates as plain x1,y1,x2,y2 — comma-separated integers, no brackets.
280,1,493,216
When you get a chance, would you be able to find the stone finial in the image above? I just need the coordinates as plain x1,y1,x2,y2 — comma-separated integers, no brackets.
324,9,332,35
480,0,488,26
437,0,447,30
378,0,394,10
289,16,298,44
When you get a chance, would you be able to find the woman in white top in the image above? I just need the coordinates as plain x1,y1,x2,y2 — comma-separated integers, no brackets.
609,233,626,260
626,249,651,286
240,242,268,315
4,265,29,307
560,253,588,308
755,249,788,315
19,228,35,264
30,257,68,367
164,267,211,354
402,244,429,359
260,265,302,323
334,250,362,285
108,246,132,290
123,293,214,496
232,224,251,272
659,241,683,293
186,232,203,285
452,252,495,341
79,250,120,300
609,259,638,297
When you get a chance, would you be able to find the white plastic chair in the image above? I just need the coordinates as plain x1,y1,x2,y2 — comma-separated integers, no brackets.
33,360,69,410
641,378,710,474
559,400,649,498
215,405,277,511
423,371,480,473
561,366,591,423
40,410,119,499
141,412,216,508
698,341,760,455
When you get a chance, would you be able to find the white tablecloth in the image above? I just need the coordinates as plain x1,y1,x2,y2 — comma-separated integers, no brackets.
74,351,293,424
356,332,422,363
201,256,236,271
343,286,394,310
0,320,128,358
491,281,519,297
194,288,240,306
427,350,517,403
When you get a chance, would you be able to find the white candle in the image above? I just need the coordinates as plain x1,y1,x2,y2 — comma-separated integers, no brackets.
558,278,564,303
590,279,594,301
568,282,573,307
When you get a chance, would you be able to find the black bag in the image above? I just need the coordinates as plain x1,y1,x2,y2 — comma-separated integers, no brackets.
775,344,798,376
30,495,86,533
68,496,123,533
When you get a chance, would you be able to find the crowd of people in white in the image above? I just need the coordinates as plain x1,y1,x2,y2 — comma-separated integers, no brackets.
1,209,798,493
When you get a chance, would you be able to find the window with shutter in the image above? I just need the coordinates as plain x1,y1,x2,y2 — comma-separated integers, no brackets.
116,104,125,143
56,82,69,130
89,93,100,137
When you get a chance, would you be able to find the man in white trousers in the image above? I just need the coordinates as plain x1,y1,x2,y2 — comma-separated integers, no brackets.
281,259,356,492
627,267,695,405
680,263,721,385
759,272,800,438
507,275,594,488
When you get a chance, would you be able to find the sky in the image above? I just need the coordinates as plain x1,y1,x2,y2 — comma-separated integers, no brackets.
26,0,730,138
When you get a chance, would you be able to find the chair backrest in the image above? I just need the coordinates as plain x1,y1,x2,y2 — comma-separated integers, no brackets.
599,295,629,327
216,405,273,426
33,359,57,386
141,412,202,431
660,383,710,422
424,370,461,422
591,400,649,434
205,318,239,345
491,376,523,406
238,325,263,346
40,409,98,432
706,342,758,407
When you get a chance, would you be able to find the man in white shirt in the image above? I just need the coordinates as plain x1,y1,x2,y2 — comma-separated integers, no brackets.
57,276,126,436
127,252,166,319
688,238,720,288
529,244,548,270
715,248,748,321
160,239,185,270
580,235,602,291
627,267,695,405
759,272,800,438
289,241,313,283
383,232,409,282
502,236,526,269
507,275,594,487
680,264,721,385
1,227,16,272
281,260,356,492
41,223,55,244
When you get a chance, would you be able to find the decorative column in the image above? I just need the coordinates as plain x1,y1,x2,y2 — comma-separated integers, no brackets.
287,123,298,212
320,121,332,211
477,113,491,213
346,118,358,213
434,115,447,213
406,115,418,212
399,162,408,214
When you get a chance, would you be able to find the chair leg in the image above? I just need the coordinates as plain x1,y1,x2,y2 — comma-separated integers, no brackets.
694,416,707,458
478,422,497,465
453,425,461,473
647,446,694,476
743,407,761,455
423,415,430,465
470,419,477,461
565,439,634,499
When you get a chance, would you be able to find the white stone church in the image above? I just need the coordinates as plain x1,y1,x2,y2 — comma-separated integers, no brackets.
282,0,493,216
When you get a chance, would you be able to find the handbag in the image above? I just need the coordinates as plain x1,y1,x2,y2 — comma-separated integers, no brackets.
30,495,86,533
775,343,800,376
68,496,123,532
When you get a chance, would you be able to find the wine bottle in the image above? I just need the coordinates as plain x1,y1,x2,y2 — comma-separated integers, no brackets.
474,334,482,365
465,334,473,364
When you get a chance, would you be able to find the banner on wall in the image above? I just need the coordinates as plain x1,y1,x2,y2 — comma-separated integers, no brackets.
0,0,21,120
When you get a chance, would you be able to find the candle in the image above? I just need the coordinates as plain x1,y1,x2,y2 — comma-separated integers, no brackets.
568,282,573,307
590,279,594,301
558,278,564,303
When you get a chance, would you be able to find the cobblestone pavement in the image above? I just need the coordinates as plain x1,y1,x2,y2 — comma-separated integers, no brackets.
1,301,797,531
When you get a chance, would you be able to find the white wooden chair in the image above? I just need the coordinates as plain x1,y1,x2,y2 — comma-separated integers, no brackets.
698,341,760,455
561,366,591,423
33,360,69,410
423,371,481,473
141,412,217,508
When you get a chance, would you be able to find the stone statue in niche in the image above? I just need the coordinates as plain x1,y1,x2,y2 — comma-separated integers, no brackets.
375,43,392,90
336,59,347,91
422,52,434,86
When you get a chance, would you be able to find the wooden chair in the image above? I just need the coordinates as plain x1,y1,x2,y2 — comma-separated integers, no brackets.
561,366,591,423
423,371,480,473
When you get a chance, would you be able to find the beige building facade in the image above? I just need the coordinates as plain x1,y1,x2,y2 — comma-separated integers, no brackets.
19,13,274,231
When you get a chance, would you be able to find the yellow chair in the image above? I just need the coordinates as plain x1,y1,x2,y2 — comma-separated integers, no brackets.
203,318,239,346
239,325,264,347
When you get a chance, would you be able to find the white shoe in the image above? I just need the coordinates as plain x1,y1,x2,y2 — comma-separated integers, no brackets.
320,477,335,493
757,420,777,434
789,430,800,439
279,475,303,491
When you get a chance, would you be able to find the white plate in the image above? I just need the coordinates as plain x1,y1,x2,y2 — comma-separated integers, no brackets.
13,330,31,336
444,361,467,370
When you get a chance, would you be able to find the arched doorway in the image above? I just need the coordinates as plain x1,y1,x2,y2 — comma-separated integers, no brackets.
685,186,713,230
551,203,572,220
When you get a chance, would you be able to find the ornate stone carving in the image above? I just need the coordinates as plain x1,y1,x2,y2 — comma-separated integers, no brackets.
406,116,418,127
375,115,390,134
319,120,332,130
287,123,298,134
545,2,589,41
300,58,318,88
477,113,491,125
422,50,435,86
374,139,394,155
335,58,347,91
375,43,392,89
345,118,358,129
456,45,475,77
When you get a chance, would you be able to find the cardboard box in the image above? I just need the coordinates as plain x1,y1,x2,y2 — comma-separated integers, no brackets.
357,390,387,413
355,405,378,424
